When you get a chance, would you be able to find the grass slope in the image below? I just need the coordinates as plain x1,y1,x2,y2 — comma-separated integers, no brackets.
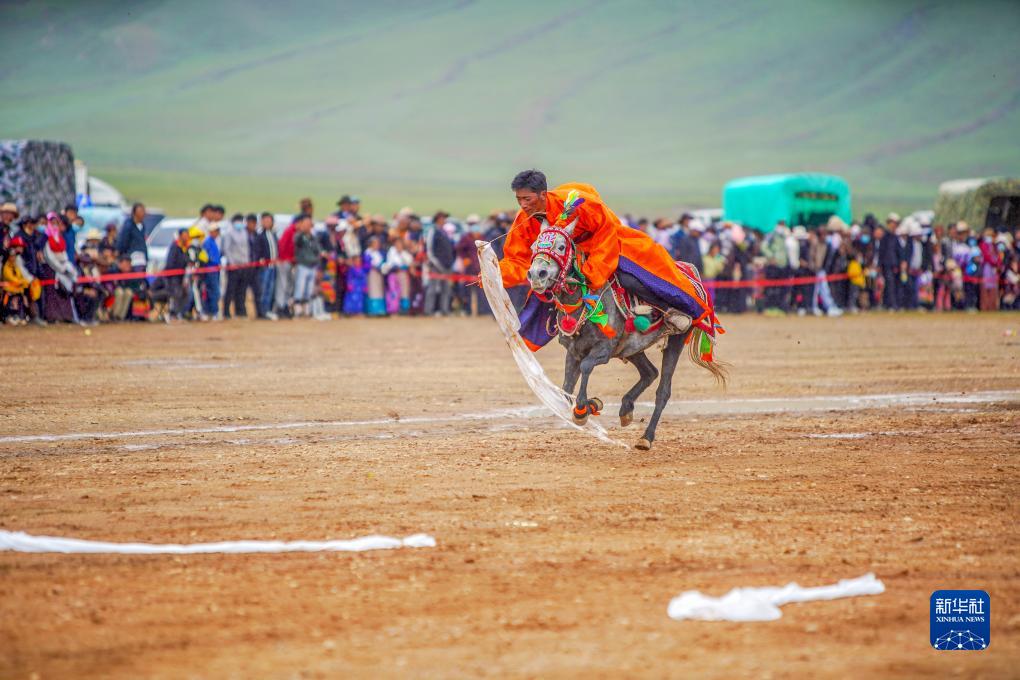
2,0,1018,217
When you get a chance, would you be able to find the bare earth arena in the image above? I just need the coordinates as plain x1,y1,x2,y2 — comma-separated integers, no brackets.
1,312,1017,678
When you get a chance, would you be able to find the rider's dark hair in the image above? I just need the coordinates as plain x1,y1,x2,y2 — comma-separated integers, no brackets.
511,169,547,193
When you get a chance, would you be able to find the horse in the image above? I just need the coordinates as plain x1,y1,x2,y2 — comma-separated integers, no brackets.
527,218,727,450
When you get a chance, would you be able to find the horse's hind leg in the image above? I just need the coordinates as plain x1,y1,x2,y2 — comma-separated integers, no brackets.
637,334,685,450
619,351,658,427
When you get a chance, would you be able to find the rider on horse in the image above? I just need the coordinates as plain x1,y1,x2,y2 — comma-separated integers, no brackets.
499,169,720,351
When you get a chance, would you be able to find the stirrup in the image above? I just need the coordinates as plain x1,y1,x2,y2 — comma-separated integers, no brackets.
665,310,692,332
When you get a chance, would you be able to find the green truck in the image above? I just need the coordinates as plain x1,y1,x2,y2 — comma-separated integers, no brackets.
933,177,1020,232
722,173,852,234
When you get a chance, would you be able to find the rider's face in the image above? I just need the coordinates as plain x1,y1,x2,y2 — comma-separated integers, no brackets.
515,189,547,217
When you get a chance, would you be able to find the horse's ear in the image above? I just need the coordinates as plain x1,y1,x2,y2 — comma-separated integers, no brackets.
538,219,551,232
563,218,578,236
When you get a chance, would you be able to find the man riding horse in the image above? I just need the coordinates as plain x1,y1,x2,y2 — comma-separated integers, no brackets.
499,169,719,352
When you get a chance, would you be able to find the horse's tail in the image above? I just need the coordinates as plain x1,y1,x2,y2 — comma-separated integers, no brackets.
687,327,729,387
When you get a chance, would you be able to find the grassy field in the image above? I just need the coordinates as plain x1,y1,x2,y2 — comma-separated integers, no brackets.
3,0,1019,217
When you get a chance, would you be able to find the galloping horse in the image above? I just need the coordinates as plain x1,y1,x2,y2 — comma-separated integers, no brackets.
527,218,727,450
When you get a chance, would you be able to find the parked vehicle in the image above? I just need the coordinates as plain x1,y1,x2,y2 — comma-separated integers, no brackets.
689,208,722,229
146,218,194,273
934,177,1020,231
723,173,851,233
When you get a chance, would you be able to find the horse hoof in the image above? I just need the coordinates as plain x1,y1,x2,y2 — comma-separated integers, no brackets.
635,438,652,451
588,397,603,416
572,405,589,425
620,412,633,427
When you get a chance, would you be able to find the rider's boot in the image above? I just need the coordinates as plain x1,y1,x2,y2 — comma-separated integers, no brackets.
664,309,692,332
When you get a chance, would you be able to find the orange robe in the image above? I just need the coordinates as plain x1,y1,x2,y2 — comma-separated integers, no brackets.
500,183,716,334
500,183,624,290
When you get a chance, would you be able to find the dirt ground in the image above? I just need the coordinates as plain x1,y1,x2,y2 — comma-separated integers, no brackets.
1,312,1018,679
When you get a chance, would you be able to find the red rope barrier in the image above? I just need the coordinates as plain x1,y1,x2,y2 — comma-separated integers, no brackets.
703,273,849,289
32,261,1000,291
36,258,275,288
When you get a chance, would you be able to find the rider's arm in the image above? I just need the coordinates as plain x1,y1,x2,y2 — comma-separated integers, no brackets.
577,200,622,290
498,211,533,287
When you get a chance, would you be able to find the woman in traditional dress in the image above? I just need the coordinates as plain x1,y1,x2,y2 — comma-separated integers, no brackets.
363,236,387,316
42,213,78,323
384,234,413,314
341,221,365,316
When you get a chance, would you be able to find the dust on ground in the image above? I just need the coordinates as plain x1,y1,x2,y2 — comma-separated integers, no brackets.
1,312,1018,678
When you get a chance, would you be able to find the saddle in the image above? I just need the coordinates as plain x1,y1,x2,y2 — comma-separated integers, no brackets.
609,277,668,335
611,260,700,335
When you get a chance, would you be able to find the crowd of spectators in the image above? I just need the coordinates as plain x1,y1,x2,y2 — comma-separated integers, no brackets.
647,212,1020,315
0,196,501,326
1,196,1018,328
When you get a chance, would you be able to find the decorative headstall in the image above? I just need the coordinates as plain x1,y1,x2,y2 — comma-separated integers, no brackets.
531,225,578,297
530,188,586,297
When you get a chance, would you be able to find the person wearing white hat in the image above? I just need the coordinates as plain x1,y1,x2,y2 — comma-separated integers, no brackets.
881,212,905,309
902,217,928,309
949,221,973,295
0,202,18,243
808,222,843,317
687,218,708,257
889,218,913,308
790,226,812,315
826,215,849,233
670,216,703,275
873,220,899,310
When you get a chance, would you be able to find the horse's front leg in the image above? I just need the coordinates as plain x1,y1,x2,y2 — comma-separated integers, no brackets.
572,344,612,424
563,352,581,395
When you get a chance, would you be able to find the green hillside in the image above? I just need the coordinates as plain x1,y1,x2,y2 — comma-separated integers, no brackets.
2,0,1019,218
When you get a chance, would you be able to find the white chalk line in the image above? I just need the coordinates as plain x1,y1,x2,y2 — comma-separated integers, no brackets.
806,430,921,440
667,572,885,622
1,390,1016,445
118,358,244,369
0,409,539,444
0,529,436,554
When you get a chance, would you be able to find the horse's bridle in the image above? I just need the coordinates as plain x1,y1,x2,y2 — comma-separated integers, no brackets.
532,226,577,296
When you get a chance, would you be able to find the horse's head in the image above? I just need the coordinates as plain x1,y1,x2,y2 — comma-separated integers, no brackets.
528,218,577,294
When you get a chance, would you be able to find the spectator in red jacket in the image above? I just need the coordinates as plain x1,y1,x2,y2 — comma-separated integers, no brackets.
979,227,1002,311
276,217,297,317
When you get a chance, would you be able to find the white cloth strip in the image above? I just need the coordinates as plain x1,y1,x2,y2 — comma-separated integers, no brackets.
475,240,622,446
0,530,436,554
667,572,885,622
